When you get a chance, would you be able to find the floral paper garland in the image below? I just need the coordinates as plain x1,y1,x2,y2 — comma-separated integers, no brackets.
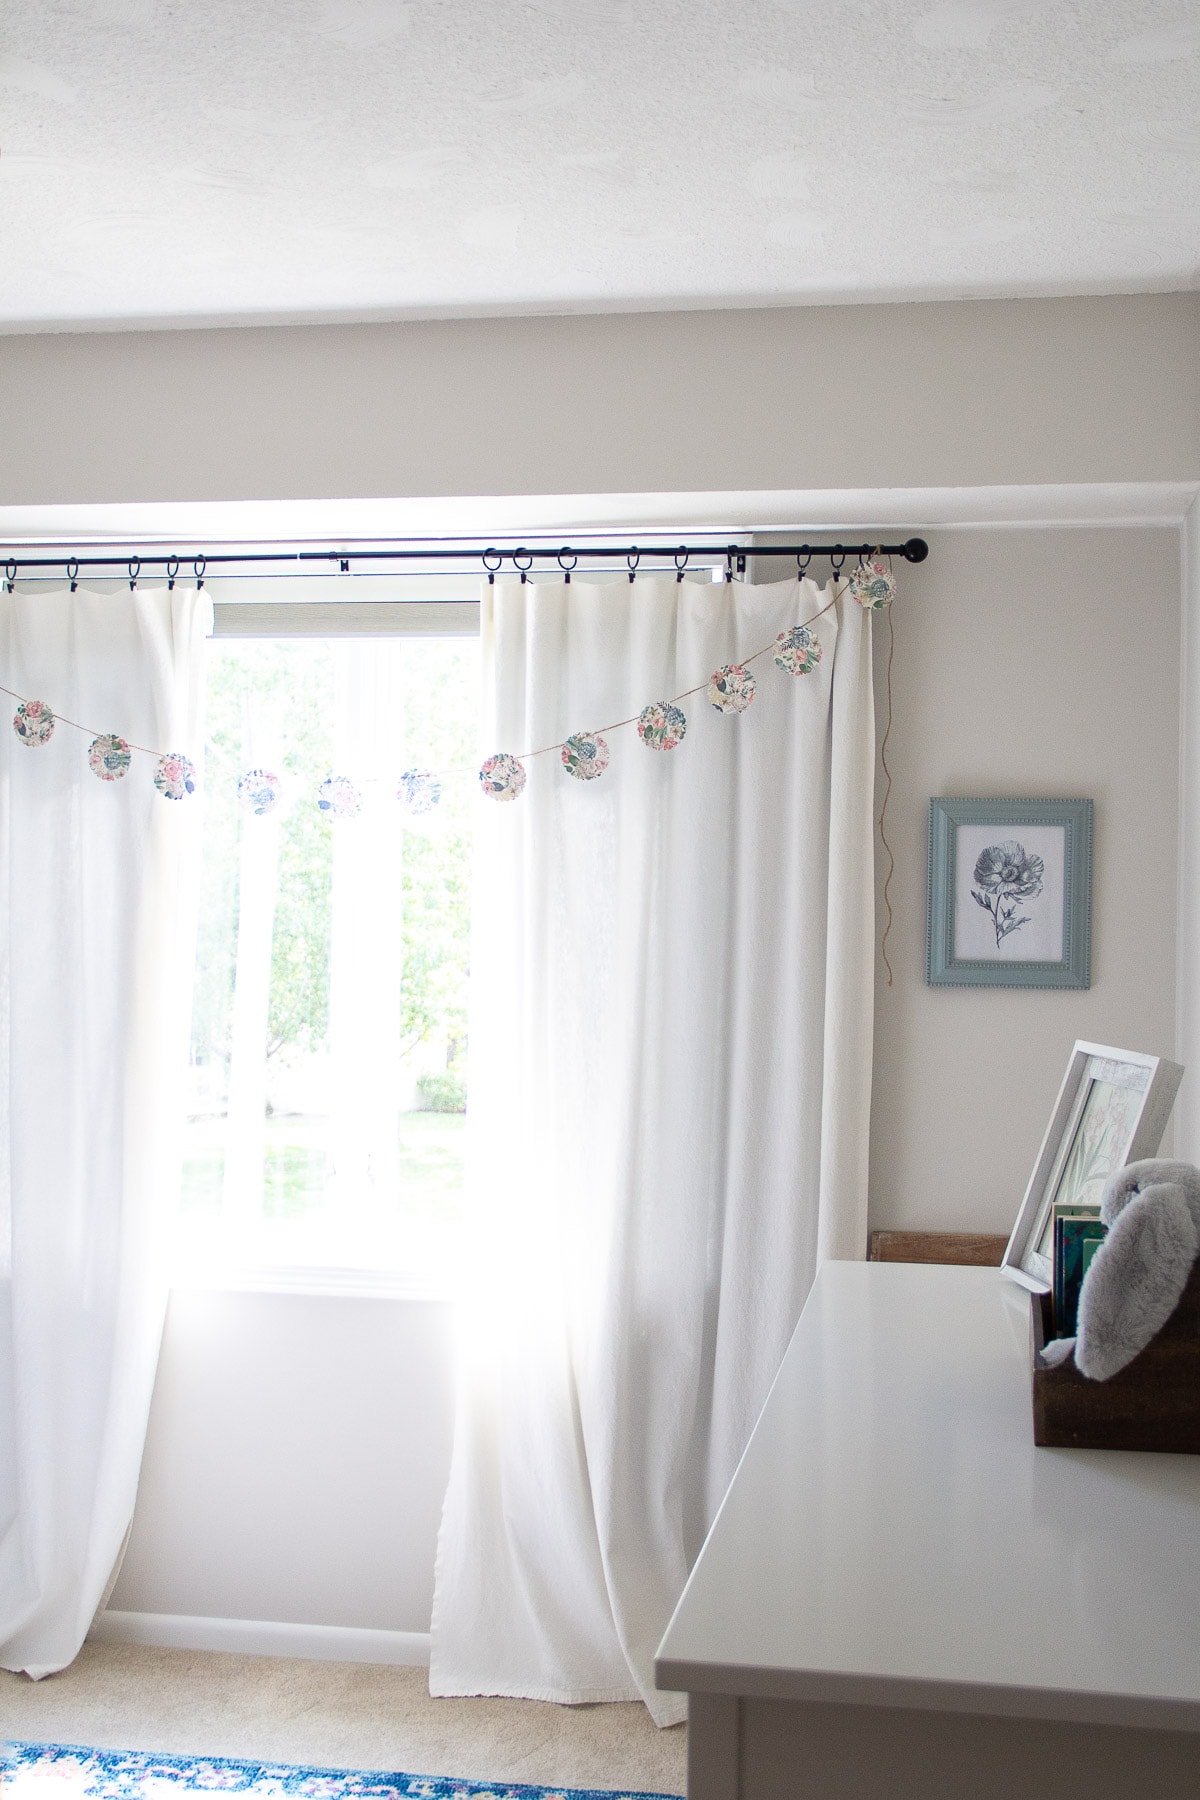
637,701,687,751
13,699,55,745
848,559,896,610
2,556,895,812
89,734,132,781
153,753,196,800
708,664,757,714
318,774,362,820
561,731,610,781
479,751,526,802
398,769,441,814
238,769,282,816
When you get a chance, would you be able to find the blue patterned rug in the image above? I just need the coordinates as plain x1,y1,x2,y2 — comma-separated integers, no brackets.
0,1744,682,1800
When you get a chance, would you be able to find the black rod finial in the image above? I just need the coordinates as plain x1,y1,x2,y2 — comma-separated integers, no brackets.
901,537,929,563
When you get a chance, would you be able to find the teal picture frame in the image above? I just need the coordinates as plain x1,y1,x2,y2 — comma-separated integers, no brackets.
927,797,1093,989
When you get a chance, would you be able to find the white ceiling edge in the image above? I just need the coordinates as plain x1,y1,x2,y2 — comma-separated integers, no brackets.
0,485,1195,556
1,274,1197,340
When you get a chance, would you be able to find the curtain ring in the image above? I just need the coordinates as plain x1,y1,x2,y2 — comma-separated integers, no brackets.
557,547,577,585
128,556,140,591
513,548,533,585
194,555,206,590
482,548,502,586
674,546,688,584
5,558,16,593
724,551,733,584
626,548,640,585
829,550,846,583
67,557,79,593
796,549,812,582
167,556,179,592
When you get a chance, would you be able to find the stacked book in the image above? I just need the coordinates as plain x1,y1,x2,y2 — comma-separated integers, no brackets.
1051,1202,1107,1338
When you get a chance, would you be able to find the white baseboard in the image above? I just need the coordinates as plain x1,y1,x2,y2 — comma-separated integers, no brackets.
90,1610,431,1667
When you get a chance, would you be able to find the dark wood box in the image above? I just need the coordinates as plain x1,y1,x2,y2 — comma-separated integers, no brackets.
1031,1259,1200,1454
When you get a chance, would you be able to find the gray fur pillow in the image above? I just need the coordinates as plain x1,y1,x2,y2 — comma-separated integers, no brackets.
1074,1159,1200,1382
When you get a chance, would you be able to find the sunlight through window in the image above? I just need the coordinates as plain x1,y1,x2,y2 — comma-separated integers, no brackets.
179,633,477,1287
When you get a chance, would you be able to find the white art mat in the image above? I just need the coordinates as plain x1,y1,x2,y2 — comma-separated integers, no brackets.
953,822,1066,962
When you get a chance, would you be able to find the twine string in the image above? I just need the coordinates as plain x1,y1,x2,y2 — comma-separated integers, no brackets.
0,682,165,759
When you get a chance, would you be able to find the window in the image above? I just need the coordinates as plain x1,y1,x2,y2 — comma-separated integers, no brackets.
179,611,478,1290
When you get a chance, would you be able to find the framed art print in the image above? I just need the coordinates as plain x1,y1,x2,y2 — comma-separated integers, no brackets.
1001,1041,1184,1292
927,797,1093,989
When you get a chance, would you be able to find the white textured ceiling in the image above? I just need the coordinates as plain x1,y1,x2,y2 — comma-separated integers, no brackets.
2,0,1198,330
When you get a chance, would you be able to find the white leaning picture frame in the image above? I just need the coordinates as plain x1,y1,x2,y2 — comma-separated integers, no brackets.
1001,1041,1185,1293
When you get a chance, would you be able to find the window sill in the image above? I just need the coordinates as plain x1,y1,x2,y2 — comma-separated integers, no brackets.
168,1262,456,1302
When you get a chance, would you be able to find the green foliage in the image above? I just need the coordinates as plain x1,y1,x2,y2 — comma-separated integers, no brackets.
191,634,476,1082
416,1071,467,1113
395,639,476,1063
190,641,333,1074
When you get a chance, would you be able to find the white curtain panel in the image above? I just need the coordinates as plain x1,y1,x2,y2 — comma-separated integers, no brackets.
431,573,876,1725
0,583,209,1678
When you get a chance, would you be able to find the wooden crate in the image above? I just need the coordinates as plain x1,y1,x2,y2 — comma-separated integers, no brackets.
869,1230,1008,1266
1031,1259,1200,1454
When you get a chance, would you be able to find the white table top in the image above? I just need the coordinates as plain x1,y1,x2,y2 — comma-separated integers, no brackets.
655,1261,1200,1731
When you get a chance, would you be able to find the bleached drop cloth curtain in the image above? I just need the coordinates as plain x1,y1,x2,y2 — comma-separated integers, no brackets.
431,572,876,1724
0,583,209,1677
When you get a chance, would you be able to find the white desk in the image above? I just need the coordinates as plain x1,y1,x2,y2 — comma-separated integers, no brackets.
655,1262,1200,1800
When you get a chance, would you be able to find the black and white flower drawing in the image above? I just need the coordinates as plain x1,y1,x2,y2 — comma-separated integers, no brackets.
971,840,1044,948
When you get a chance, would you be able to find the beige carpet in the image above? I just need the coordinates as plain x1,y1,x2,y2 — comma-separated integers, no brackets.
0,1644,686,1796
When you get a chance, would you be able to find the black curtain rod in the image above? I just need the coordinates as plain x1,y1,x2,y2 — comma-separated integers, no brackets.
0,537,929,576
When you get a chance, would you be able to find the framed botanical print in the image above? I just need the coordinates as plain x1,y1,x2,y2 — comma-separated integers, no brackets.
1001,1042,1184,1293
927,796,1093,988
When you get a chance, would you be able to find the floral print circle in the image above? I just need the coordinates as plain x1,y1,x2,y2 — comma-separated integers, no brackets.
707,663,757,714
398,769,442,815
238,768,282,816
318,774,361,819
12,699,55,746
849,559,896,610
479,751,526,801
89,733,132,781
637,701,687,751
773,625,823,676
561,731,610,780
154,752,196,800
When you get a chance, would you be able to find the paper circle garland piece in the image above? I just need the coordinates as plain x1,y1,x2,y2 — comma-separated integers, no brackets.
318,774,361,819
849,559,896,610
637,701,687,752
13,699,55,746
238,768,282,816
561,731,610,781
773,625,823,677
154,752,196,801
707,664,757,714
89,733,132,781
479,752,527,802
398,769,442,815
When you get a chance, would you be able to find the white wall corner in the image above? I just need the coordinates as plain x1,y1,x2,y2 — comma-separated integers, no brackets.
89,1610,431,1667
1178,498,1200,1160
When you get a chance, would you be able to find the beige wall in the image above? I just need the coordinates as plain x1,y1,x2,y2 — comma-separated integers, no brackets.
2,294,1197,505
869,525,1181,1237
